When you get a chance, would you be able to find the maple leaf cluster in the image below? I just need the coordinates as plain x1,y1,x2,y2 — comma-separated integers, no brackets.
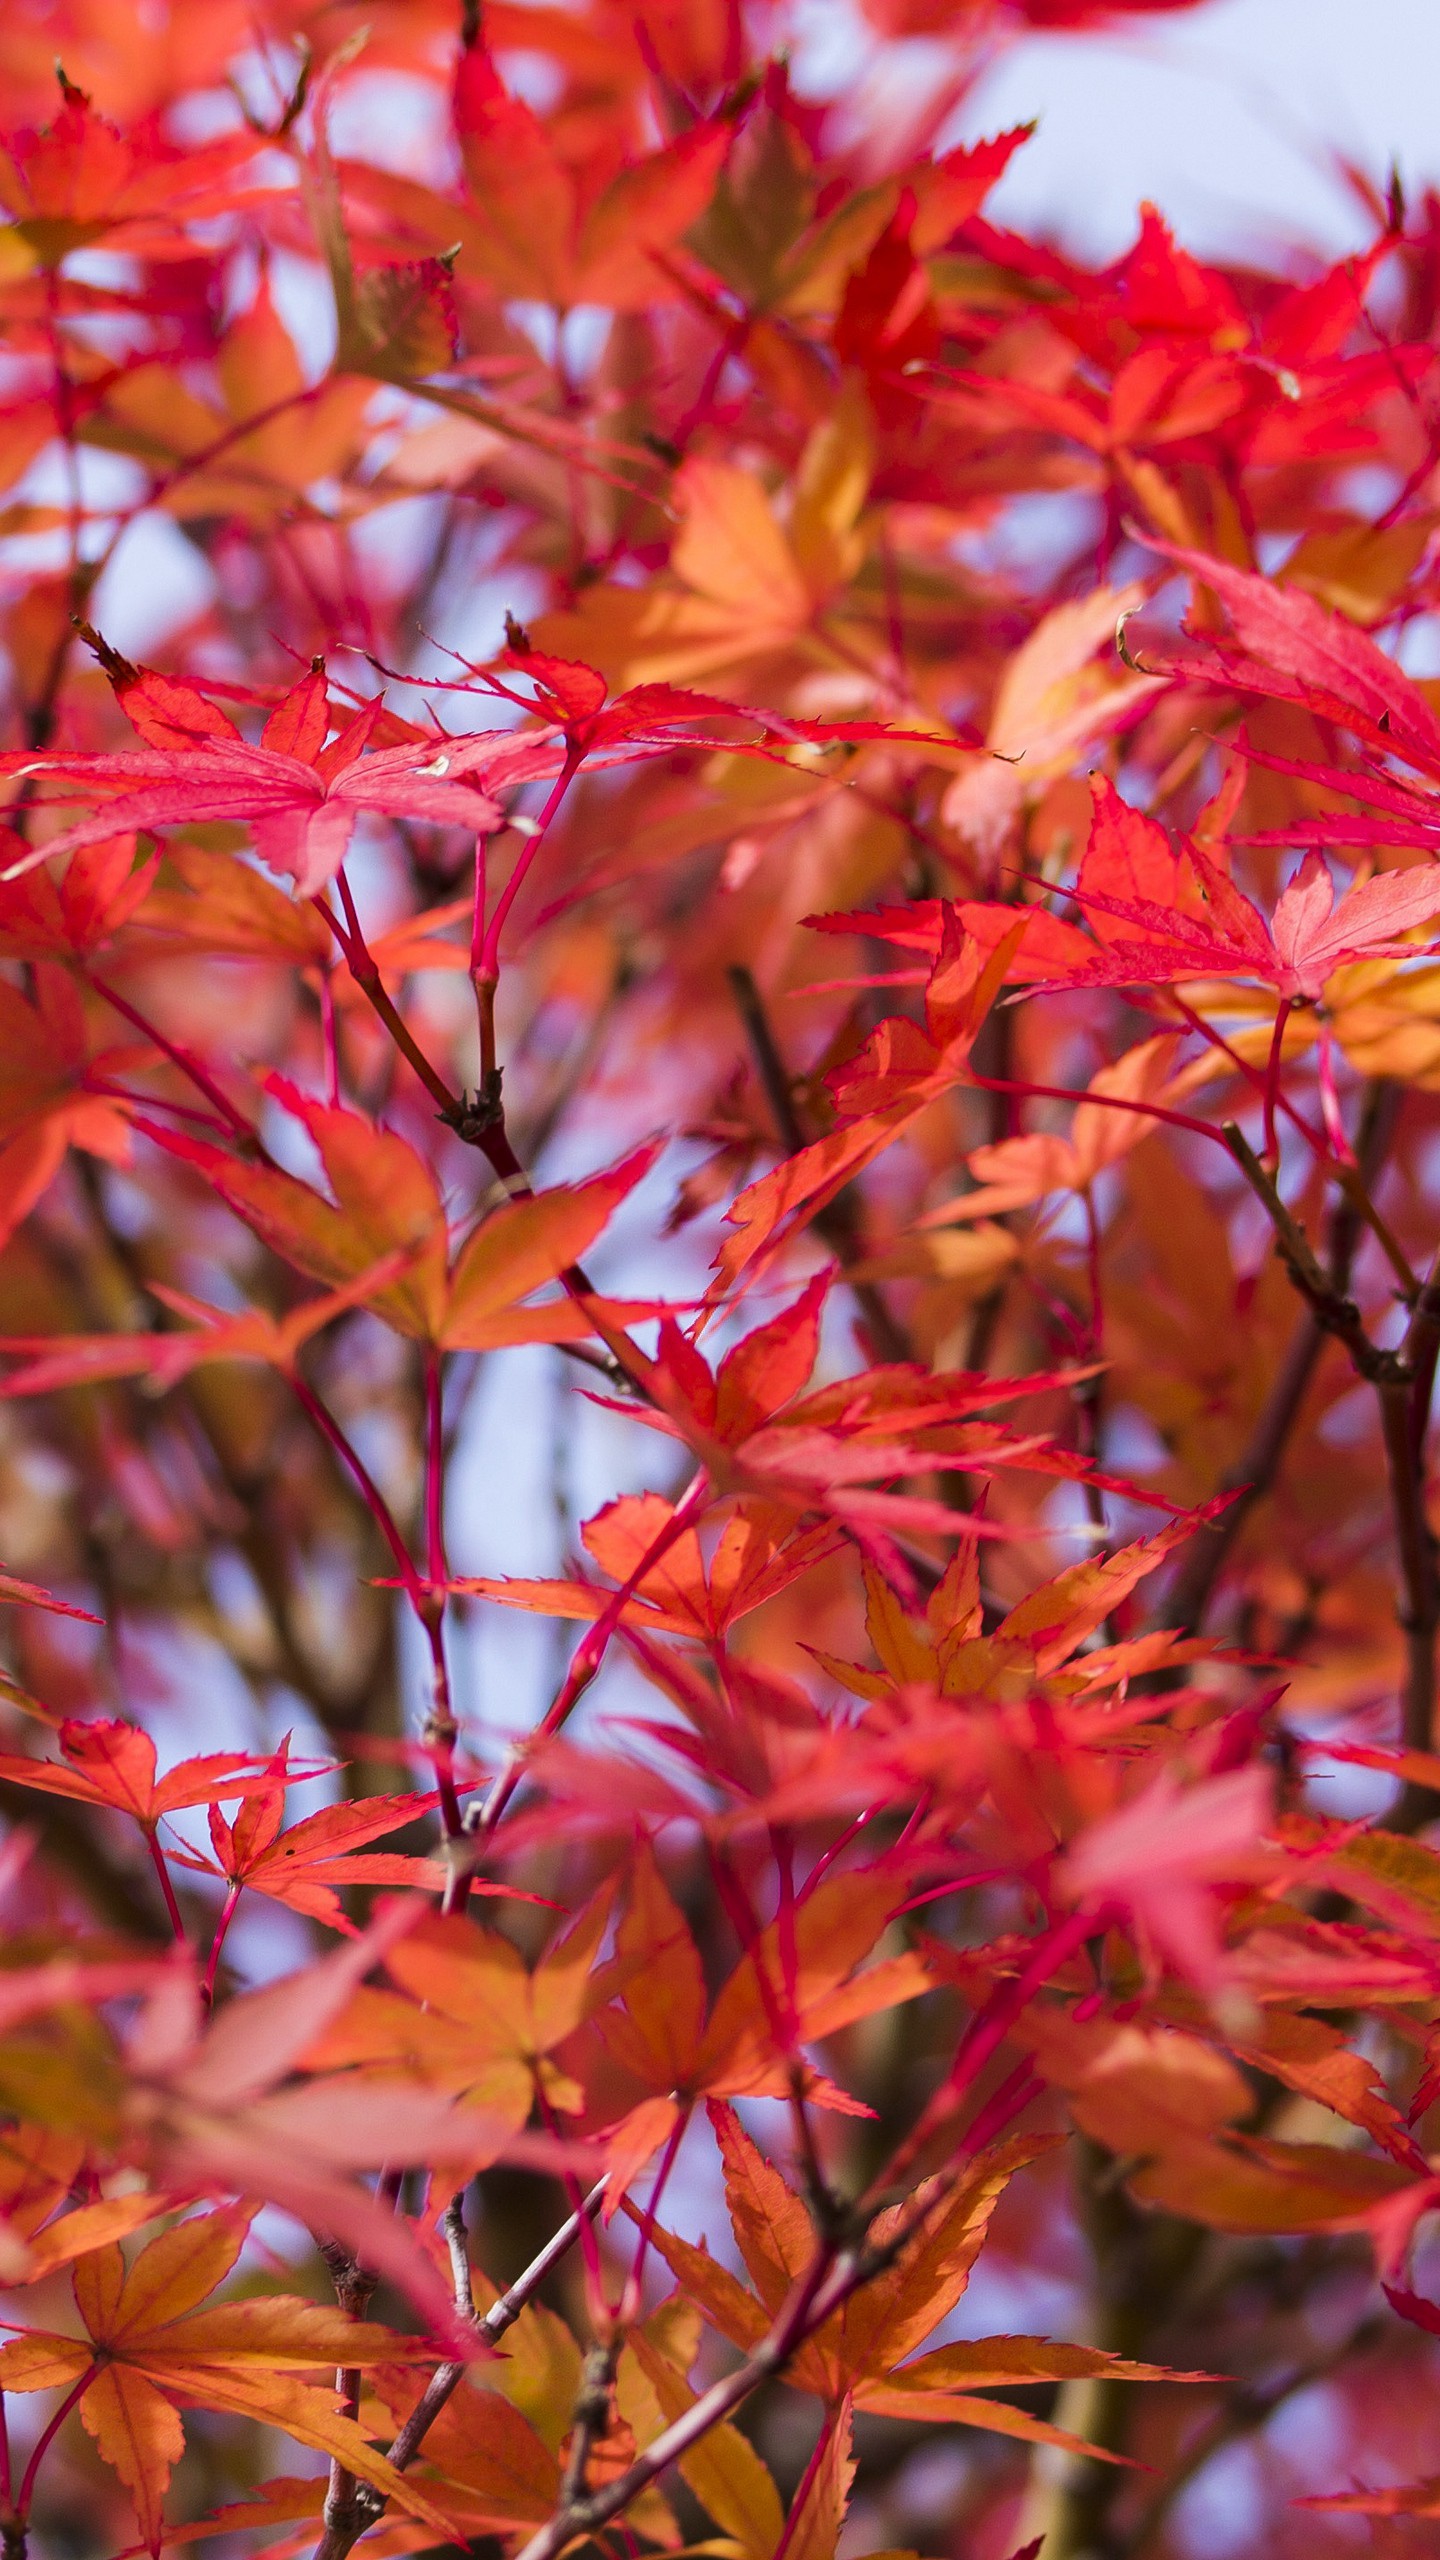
0,3,1437,2559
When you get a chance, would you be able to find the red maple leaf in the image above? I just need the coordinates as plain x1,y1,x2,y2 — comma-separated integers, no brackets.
164,1745,450,1934
0,664,556,897
0,73,262,269
1024,781,1440,1000
0,1718,304,1832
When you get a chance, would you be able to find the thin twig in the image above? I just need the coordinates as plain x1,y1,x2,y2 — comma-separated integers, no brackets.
452,1470,711,1872
318,876,648,1398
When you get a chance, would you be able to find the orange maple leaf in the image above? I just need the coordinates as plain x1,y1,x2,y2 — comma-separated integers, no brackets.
0,2211,450,2554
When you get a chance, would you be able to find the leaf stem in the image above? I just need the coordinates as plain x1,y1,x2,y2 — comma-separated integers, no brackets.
458,1468,709,1864
878,1908,1096,2193
1261,994,1291,1168
89,973,258,1146
423,1351,447,1589
476,753,581,986
289,1376,424,1605
142,1821,190,1948
316,879,459,1119
201,1880,243,2008
623,2103,691,2315
772,2409,840,2560
15,2368,94,2522
968,1066,1224,1149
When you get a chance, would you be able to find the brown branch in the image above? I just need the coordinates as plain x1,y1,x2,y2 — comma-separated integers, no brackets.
1166,1084,1399,1634
727,963,913,1364
1379,1345,1440,1819
1395,1242,1440,1822
1016,2145,1208,2560
320,883,647,1399
1403,1244,1440,1466
1221,1122,1383,1378
1165,1315,1326,1635
315,2239,379,2553
509,2165,975,2560
558,2340,623,2509
311,2181,606,2560
1120,2309,1387,2556
1222,1114,1440,1821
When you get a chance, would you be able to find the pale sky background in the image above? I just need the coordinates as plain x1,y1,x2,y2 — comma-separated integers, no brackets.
793,0,1440,263
965,0,1439,257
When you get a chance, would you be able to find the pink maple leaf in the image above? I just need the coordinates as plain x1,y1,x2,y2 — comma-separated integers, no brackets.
1058,1765,1274,1996
1267,850,1440,999
1028,785,1440,1002
0,669,558,898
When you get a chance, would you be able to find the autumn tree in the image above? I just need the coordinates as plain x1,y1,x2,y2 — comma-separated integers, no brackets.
0,1,1438,2555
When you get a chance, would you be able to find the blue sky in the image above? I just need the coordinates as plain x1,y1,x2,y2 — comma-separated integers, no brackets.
963,0,1437,260
791,0,1437,266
